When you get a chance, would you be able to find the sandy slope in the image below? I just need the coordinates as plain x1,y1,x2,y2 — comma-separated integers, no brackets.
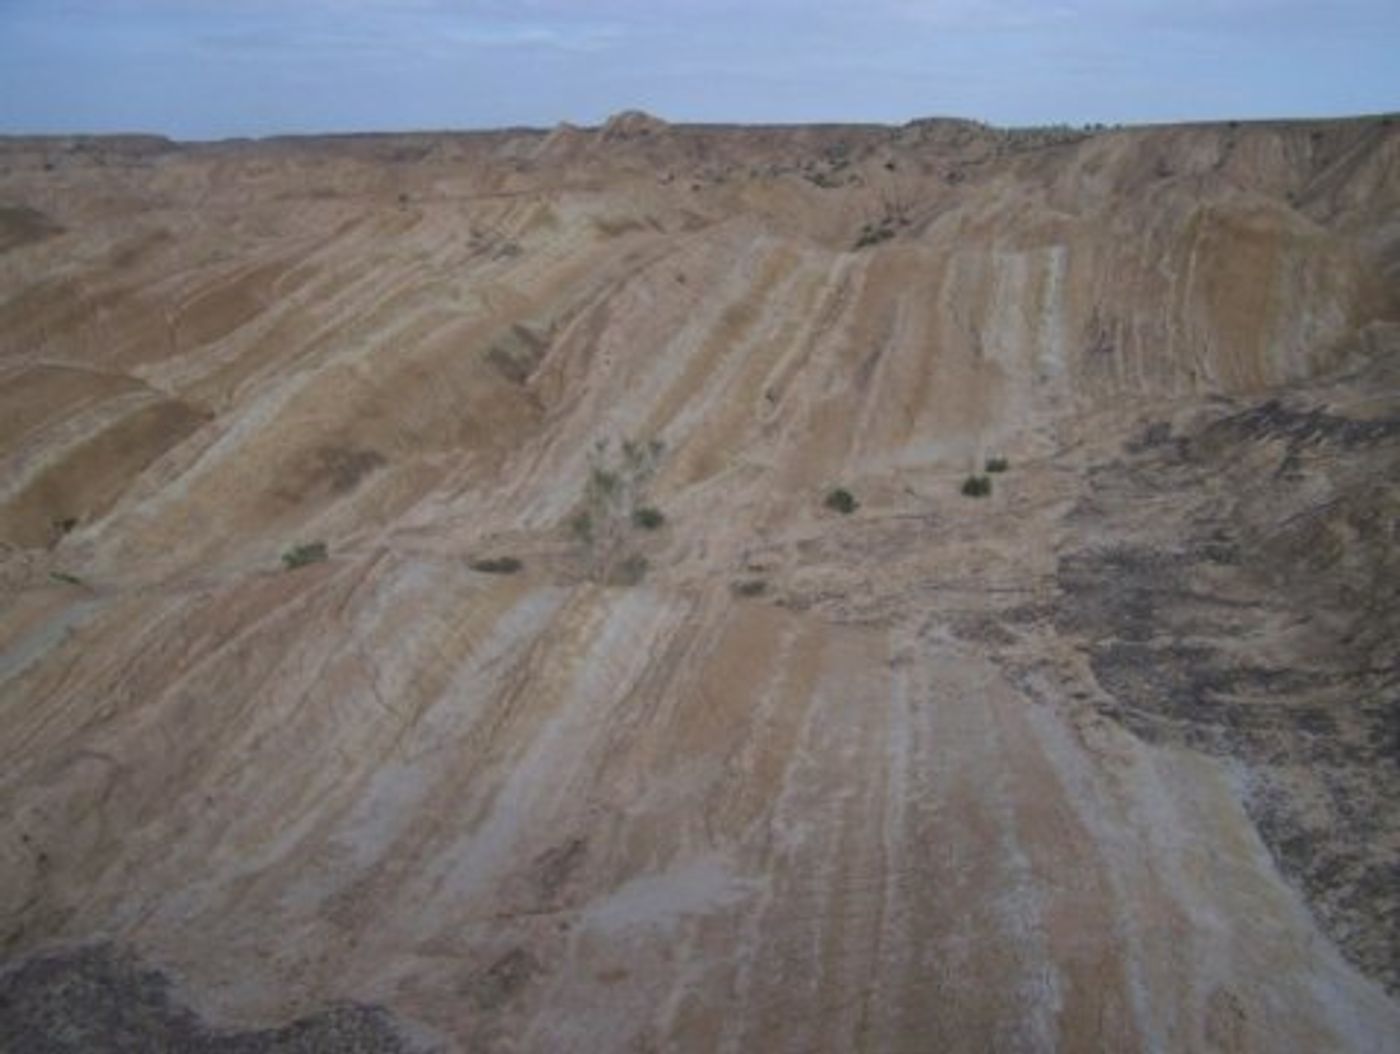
1,113,1398,1051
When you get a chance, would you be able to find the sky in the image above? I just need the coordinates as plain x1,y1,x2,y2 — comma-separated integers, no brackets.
1,0,1397,138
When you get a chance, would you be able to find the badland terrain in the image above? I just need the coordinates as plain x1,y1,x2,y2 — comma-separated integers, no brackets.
1,111,1398,1051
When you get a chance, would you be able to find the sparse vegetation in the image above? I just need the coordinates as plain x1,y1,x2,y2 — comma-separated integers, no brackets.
961,475,992,498
609,554,649,586
985,457,1009,473
732,579,767,598
570,511,594,543
48,570,83,586
281,541,328,570
854,221,896,249
572,437,666,584
825,487,859,514
854,192,912,250
470,556,522,574
486,323,549,386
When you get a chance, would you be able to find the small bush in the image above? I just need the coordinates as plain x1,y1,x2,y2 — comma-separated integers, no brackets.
961,476,992,498
824,488,859,514
732,579,767,598
571,436,665,585
608,554,649,586
470,556,522,574
49,570,83,586
985,457,1009,473
854,223,895,250
282,541,328,570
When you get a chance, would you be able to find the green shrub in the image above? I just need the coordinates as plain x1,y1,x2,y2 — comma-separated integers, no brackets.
985,457,1009,473
282,541,328,570
570,511,594,543
732,579,767,598
608,554,649,586
572,437,666,585
49,570,83,586
853,223,895,250
825,488,859,514
960,476,992,498
470,556,523,574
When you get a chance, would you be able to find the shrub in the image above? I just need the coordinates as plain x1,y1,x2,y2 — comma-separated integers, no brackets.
853,222,895,249
570,511,593,543
985,457,1009,473
961,476,991,498
282,541,328,570
608,554,649,586
825,488,859,514
732,579,767,598
591,468,619,495
470,556,522,574
49,570,83,586
572,437,666,584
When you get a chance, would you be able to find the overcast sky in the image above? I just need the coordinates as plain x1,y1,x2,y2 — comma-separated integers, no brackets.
1,0,1396,138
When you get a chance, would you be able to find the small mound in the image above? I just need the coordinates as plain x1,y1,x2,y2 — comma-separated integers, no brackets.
599,110,670,142
537,121,587,158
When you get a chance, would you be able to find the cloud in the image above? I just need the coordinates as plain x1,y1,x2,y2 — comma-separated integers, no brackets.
439,22,623,52
887,0,1394,34
174,3,628,62
890,0,1082,31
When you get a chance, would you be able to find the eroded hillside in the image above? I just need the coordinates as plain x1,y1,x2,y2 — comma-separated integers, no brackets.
1,114,1398,1052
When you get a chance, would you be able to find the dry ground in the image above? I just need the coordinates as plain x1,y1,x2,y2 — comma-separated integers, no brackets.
1,113,1398,1051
